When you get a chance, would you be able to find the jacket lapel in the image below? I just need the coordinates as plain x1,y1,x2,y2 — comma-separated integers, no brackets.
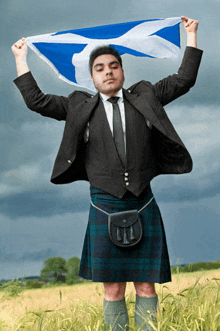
84,93,116,142
77,92,99,122
67,92,100,134
123,88,167,135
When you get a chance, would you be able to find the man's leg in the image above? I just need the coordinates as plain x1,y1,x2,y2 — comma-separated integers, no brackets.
134,282,158,330
103,282,129,330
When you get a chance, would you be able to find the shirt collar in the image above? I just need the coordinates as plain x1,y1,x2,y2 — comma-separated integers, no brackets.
100,89,123,102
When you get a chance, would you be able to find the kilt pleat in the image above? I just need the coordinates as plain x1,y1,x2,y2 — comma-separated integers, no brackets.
79,186,171,283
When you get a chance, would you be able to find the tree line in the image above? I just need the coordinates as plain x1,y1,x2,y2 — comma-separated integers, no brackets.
40,258,220,283
40,256,81,284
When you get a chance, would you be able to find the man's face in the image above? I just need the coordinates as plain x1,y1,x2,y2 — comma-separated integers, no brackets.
91,54,124,97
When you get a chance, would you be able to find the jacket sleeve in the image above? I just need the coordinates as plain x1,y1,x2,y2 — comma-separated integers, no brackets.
13,71,69,121
153,46,203,106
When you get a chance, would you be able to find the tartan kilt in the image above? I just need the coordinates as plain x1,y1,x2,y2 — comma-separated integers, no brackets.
79,185,171,284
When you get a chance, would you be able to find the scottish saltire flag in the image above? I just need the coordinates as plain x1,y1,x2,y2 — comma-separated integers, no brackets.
26,17,182,91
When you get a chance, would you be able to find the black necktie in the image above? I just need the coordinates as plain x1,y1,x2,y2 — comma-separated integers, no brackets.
108,97,126,166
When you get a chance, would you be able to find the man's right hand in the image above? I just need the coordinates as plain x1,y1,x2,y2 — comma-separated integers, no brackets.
12,38,30,77
12,38,27,58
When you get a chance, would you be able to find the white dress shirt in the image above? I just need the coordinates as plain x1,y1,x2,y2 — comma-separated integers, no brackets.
84,89,151,144
99,90,126,149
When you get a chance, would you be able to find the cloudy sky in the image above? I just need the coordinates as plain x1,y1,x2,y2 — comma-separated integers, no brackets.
1,0,220,280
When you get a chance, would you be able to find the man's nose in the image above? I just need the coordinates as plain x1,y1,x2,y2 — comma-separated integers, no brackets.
105,67,113,75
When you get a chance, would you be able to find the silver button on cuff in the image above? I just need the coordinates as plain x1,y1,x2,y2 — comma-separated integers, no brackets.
67,160,72,164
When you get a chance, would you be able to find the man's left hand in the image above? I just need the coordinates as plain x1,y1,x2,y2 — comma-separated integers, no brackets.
181,16,199,33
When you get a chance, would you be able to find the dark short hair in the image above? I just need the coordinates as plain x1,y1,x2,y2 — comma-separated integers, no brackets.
89,45,123,74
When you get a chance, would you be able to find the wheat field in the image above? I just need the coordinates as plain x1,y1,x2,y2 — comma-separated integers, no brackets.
0,269,220,330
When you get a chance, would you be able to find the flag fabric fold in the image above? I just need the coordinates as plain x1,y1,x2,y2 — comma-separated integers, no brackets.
26,17,182,91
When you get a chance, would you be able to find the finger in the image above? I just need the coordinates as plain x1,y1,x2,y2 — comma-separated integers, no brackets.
186,20,199,32
185,20,194,29
14,40,22,48
17,39,26,48
16,42,22,49
181,16,188,23
14,42,20,49
187,19,197,27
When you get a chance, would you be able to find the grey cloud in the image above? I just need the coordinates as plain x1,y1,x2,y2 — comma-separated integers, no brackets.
20,249,57,262
152,173,220,204
0,248,56,262
152,105,220,203
159,195,220,265
0,211,89,270
1,188,90,218
1,120,64,173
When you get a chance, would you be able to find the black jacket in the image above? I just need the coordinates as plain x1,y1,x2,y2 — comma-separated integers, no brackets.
14,46,203,193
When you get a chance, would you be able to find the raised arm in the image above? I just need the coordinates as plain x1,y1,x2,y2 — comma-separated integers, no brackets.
12,38,69,121
11,38,30,77
153,16,202,106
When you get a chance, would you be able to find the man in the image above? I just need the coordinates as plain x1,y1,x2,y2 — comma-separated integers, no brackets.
12,16,202,330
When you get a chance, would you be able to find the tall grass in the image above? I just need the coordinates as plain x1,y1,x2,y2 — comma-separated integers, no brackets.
0,269,219,330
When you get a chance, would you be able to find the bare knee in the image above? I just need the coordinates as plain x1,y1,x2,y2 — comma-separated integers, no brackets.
104,282,126,301
134,282,156,297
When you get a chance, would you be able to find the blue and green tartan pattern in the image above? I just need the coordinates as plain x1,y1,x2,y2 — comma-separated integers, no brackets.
79,186,171,283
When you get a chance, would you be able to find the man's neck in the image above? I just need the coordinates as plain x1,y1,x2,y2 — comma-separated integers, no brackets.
100,89,123,101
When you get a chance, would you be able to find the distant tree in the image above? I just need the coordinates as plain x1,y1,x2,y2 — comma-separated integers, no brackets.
26,280,43,288
40,257,67,283
2,278,23,300
66,257,81,284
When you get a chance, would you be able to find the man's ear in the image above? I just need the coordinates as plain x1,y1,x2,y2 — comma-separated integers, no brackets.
122,69,125,82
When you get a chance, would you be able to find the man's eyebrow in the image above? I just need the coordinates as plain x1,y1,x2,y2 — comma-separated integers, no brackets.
110,61,120,66
93,60,119,69
94,63,104,69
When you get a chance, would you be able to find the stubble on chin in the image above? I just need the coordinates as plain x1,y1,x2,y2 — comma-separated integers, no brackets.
94,77,124,96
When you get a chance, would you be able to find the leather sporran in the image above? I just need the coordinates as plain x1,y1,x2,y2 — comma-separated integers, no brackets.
108,209,143,247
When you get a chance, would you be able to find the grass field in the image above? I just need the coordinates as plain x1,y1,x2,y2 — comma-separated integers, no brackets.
0,269,220,330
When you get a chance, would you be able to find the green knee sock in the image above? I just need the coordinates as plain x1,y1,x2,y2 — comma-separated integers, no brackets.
103,297,129,331
135,294,158,331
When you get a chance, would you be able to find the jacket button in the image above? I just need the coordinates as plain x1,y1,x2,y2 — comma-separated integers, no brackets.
124,172,128,176
126,182,130,186
125,177,129,181
67,160,72,164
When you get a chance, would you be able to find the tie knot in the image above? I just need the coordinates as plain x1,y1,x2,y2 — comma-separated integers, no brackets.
107,97,120,104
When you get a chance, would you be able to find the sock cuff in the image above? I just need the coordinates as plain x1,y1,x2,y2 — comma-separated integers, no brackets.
135,294,158,313
103,297,127,315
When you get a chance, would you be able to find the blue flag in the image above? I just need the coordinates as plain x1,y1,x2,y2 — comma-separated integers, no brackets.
26,17,182,91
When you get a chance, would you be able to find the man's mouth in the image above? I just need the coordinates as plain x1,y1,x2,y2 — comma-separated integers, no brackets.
104,78,115,83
